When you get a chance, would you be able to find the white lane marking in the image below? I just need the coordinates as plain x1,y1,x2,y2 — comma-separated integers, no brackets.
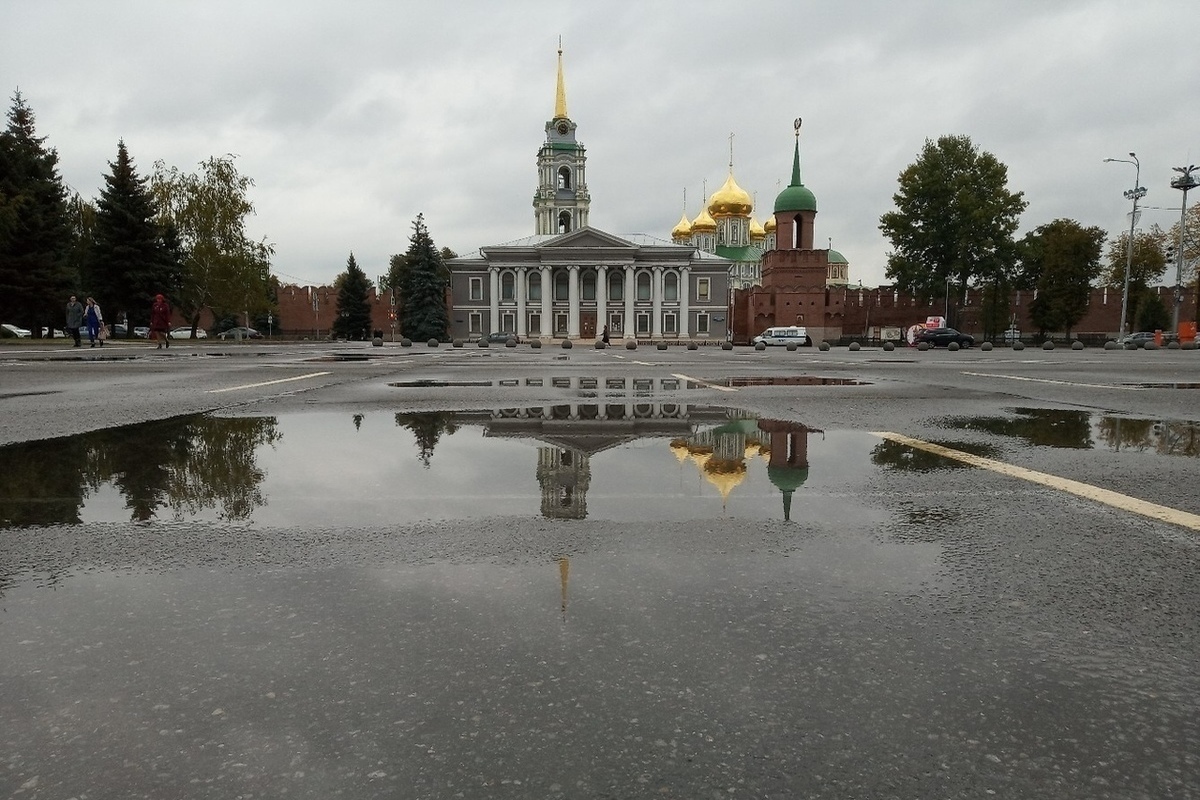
871,431,1200,531
207,371,331,394
672,372,737,393
961,371,1145,390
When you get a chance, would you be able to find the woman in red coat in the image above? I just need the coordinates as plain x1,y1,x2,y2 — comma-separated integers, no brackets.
150,294,172,349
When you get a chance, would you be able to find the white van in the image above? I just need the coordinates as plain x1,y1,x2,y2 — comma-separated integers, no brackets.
752,326,811,347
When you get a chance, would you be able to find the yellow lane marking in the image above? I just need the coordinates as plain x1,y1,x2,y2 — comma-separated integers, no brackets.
871,432,1200,531
208,371,331,394
960,371,1145,390
672,372,737,393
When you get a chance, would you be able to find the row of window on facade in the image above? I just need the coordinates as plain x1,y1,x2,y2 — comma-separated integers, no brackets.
467,309,714,337
469,270,713,304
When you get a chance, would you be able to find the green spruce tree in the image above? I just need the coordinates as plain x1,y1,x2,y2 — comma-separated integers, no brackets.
87,140,178,333
0,92,74,336
333,252,373,340
399,214,450,341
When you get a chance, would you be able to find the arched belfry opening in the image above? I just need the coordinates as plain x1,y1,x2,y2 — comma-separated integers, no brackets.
558,211,572,234
558,166,571,190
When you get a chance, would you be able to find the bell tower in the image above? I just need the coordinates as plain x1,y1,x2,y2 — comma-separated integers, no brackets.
534,43,590,235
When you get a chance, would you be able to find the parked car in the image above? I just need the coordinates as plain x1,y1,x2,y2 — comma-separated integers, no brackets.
169,327,208,339
217,326,262,340
751,325,811,347
915,327,974,347
1,323,31,338
1117,331,1158,348
485,331,520,344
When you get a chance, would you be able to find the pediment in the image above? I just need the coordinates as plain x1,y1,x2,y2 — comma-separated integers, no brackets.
540,227,635,250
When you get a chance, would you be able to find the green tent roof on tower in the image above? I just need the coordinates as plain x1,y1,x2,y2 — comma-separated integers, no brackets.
773,133,817,213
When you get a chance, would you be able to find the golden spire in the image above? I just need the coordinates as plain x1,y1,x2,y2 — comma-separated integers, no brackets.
554,39,568,119
559,556,570,621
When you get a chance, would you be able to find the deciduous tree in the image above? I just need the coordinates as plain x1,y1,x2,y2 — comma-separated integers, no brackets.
879,135,1027,302
1022,219,1106,336
151,155,273,330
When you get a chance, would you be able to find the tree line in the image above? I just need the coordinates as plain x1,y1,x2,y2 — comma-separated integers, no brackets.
0,91,453,342
879,134,1196,337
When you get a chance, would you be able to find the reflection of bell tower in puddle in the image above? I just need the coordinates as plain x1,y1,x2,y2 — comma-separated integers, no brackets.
537,447,591,519
757,419,813,521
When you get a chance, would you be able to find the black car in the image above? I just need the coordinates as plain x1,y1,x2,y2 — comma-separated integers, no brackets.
485,331,520,344
915,327,974,347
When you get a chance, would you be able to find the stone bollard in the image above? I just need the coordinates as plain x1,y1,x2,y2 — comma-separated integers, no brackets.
626,339,637,350
687,342,698,350
948,342,959,351
981,341,993,351
820,341,831,351
594,340,605,349
786,342,797,351
401,338,413,347
755,342,766,351
1071,340,1084,350
1012,341,1025,351
721,341,733,350
1104,340,1117,350
452,339,464,348
372,337,383,347
505,337,516,347
1144,341,1158,350
561,339,573,349
1167,341,1180,350
427,338,439,347
1042,340,1055,350
477,339,489,347
917,342,930,351
530,340,541,349
883,341,895,351
656,341,668,350
849,342,861,351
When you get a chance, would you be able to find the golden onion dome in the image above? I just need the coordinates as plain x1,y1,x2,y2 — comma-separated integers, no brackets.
703,457,748,502
671,213,692,241
707,172,753,218
749,216,766,240
763,215,776,233
691,206,717,232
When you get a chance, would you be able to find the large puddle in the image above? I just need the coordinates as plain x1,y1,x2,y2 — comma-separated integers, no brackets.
0,407,897,528
937,407,1200,456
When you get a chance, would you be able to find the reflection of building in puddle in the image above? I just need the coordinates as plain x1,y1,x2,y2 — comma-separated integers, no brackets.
471,404,818,520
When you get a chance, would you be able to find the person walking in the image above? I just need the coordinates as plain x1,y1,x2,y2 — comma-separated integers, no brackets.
150,293,171,349
65,295,84,347
83,297,104,347
601,324,610,345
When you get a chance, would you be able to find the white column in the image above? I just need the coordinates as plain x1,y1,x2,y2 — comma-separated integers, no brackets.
652,266,663,338
516,267,527,337
596,265,607,338
624,267,635,339
679,266,690,337
489,268,499,335
541,266,552,338
568,265,580,338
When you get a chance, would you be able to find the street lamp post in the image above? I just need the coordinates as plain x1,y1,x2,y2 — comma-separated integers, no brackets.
1170,164,1198,333
1104,153,1146,340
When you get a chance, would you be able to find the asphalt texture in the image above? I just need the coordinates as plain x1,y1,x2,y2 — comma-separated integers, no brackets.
1,338,1198,799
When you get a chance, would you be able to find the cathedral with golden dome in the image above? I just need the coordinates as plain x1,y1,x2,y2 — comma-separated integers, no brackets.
670,136,851,292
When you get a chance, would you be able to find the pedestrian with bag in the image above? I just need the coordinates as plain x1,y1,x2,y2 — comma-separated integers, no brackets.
84,297,105,347
65,295,84,347
150,293,171,349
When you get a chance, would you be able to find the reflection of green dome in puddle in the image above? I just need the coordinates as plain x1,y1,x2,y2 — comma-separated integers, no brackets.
714,419,762,436
767,465,809,521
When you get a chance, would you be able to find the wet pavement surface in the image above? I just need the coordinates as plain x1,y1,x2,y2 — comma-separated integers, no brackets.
1,343,1199,798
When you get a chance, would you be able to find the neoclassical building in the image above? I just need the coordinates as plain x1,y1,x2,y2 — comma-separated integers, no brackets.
447,49,731,342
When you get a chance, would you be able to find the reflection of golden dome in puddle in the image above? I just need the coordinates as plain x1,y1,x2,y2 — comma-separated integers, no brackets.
670,438,691,463
703,457,747,501
758,444,771,463
743,442,763,460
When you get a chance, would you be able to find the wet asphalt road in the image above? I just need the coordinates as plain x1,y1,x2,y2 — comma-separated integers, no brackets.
1,339,1199,799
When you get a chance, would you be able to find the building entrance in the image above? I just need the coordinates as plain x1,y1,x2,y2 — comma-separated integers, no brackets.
580,312,596,339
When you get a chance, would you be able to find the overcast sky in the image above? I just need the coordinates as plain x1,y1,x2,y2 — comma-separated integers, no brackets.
4,0,1197,288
